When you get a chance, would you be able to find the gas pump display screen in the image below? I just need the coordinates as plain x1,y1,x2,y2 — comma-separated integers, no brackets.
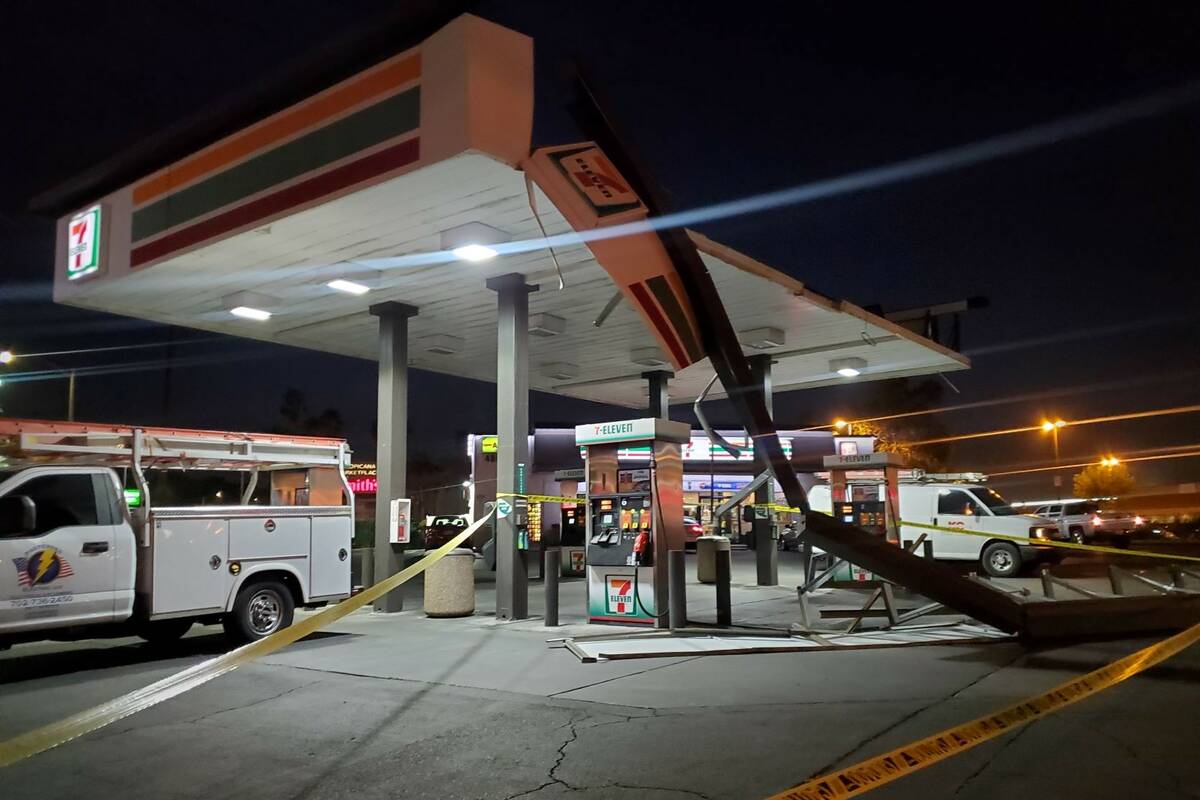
600,513,613,525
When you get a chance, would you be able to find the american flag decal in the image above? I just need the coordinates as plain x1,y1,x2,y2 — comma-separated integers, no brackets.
14,548,75,587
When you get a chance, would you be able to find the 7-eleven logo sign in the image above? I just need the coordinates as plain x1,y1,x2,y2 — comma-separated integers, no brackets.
606,576,635,615
558,147,640,211
66,205,103,280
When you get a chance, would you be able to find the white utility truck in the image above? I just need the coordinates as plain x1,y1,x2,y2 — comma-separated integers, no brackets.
0,419,354,648
807,481,1064,577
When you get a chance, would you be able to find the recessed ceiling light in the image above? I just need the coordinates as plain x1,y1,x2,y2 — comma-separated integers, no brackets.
224,290,276,321
830,357,866,378
326,278,370,295
425,334,464,355
630,347,669,367
529,313,566,337
542,362,579,380
739,327,786,350
230,306,272,321
451,244,499,262
441,222,511,262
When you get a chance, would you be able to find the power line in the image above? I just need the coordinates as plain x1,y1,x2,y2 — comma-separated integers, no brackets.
990,450,1200,477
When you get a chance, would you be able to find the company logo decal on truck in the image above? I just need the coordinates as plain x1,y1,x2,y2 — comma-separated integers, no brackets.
13,547,75,588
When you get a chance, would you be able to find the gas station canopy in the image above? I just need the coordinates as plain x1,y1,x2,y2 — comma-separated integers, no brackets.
52,14,967,409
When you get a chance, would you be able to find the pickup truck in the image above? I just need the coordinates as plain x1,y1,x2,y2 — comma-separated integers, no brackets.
0,420,354,649
1031,500,1143,546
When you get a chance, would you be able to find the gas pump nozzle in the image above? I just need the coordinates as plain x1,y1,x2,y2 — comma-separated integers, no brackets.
632,531,649,564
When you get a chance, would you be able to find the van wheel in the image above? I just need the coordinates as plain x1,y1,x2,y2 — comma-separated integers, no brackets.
137,618,193,645
1069,527,1086,544
981,542,1022,578
224,580,294,643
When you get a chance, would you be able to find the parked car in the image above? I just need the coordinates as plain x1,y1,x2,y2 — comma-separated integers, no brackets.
807,482,1064,577
1031,501,1143,546
683,516,705,549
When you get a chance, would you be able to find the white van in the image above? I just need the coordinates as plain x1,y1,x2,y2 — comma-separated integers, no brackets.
807,482,1064,577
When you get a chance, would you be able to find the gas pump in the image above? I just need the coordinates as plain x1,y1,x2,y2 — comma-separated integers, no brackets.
822,452,906,545
575,418,689,626
821,452,906,583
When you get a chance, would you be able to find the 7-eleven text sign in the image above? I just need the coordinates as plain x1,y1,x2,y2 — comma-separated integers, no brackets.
66,205,103,280
606,576,635,615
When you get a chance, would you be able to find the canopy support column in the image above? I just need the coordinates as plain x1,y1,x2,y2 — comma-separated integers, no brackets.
487,273,538,621
643,370,673,420
370,301,418,613
750,354,778,586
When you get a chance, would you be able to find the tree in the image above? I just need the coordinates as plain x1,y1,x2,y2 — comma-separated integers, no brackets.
851,420,945,471
842,377,952,471
274,388,344,437
1073,463,1134,498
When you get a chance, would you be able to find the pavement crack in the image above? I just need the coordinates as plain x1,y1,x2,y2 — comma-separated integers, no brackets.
181,679,321,725
548,714,583,789
547,656,701,699
499,713,585,799
805,650,1026,781
606,782,712,799
87,678,320,742
952,720,1034,795
1091,726,1200,799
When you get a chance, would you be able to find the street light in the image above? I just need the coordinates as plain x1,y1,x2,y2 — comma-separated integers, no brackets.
0,350,76,421
833,419,852,435
1040,418,1067,497
1100,456,1121,467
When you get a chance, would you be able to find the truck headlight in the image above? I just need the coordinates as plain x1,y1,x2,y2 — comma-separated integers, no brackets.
1031,527,1048,540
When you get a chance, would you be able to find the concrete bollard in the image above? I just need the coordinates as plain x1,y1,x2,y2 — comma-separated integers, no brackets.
696,535,731,584
544,548,560,627
668,550,687,629
423,548,476,617
715,547,732,626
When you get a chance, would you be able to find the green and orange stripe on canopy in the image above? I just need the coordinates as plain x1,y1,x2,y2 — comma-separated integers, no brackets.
130,52,421,267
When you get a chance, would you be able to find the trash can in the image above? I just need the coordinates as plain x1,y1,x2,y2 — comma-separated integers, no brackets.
696,535,731,584
423,548,476,617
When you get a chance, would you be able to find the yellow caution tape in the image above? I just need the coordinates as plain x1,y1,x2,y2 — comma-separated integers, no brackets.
766,619,1200,799
750,502,806,513
0,511,496,769
497,492,584,505
899,520,1200,563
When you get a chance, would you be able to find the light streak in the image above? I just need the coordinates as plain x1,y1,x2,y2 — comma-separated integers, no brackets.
808,368,1200,431
0,349,278,384
6,338,218,360
906,404,1200,447
351,79,1200,273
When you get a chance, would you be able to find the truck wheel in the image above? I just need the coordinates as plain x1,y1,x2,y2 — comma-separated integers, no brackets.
224,580,294,643
1068,527,1086,544
981,542,1022,578
138,619,193,645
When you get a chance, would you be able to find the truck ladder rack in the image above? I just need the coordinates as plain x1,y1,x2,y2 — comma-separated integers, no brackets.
0,418,349,471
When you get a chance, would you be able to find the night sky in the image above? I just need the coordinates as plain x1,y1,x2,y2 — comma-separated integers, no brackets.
2,2,1198,500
